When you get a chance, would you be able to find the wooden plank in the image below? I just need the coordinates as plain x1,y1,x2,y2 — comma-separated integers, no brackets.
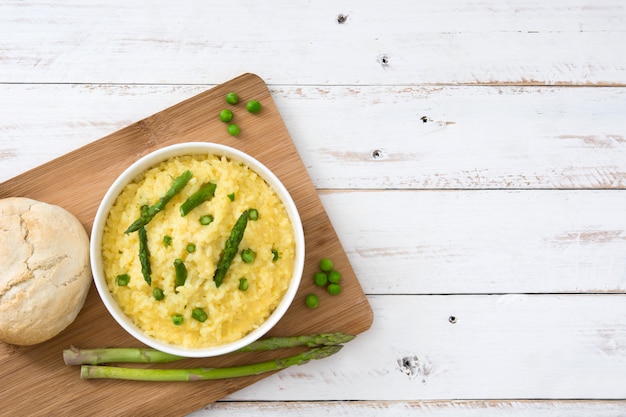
192,400,626,417
274,85,626,190
0,73,372,416
0,84,207,181
320,189,626,294
1,84,625,190
215,294,626,401
0,1,624,85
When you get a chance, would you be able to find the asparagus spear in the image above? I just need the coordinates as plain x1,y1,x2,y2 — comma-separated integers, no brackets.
213,210,248,287
63,333,355,365
239,332,355,351
138,205,152,286
179,182,216,216
174,258,187,288
64,347,184,366
79,345,342,381
125,170,193,233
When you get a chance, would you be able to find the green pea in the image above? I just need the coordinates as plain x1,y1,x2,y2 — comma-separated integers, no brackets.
225,92,239,105
199,214,214,225
271,249,279,262
328,270,342,284
239,278,249,291
116,274,130,286
192,308,208,323
305,294,319,309
327,283,342,296
163,235,172,246
319,258,333,272
172,314,184,326
248,208,259,220
241,248,256,263
227,123,240,136
246,100,262,114
153,287,165,301
219,109,233,123
186,243,196,253
314,272,328,287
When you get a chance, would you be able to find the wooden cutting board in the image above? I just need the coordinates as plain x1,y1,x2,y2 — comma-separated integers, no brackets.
0,73,373,416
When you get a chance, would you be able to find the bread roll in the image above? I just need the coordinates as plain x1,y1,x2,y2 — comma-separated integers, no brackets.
0,197,91,345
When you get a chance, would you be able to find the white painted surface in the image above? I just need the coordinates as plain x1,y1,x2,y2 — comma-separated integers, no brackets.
195,401,626,417
1,0,625,415
1,1,625,85
2,84,625,189
217,295,626,400
321,190,626,294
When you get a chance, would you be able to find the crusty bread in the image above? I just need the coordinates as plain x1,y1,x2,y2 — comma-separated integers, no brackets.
0,197,91,345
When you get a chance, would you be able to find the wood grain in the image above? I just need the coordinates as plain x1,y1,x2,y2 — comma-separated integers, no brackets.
195,400,626,417
2,84,625,190
1,0,625,86
222,295,626,401
0,73,373,417
320,190,626,294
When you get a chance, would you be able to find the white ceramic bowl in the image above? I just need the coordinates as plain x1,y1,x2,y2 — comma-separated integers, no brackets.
90,142,305,358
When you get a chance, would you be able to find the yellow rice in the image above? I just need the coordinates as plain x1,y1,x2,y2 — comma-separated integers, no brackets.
101,154,295,348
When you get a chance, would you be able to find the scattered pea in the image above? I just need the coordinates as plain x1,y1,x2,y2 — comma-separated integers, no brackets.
199,214,214,225
219,109,233,123
192,308,208,323
239,278,249,291
163,235,172,246
305,293,319,309
248,208,259,220
186,243,196,253
314,272,328,287
227,123,240,136
328,270,342,284
241,248,256,263
319,258,334,272
153,287,165,301
225,92,239,105
246,100,262,114
116,274,130,286
172,314,184,326
327,283,342,296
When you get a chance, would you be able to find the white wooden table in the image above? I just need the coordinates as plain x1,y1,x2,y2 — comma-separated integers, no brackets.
2,1,626,415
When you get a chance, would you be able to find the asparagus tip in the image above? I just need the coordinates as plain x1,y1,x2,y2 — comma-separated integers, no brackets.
300,344,343,363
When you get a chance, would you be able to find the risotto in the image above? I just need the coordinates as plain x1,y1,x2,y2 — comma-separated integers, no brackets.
101,154,296,349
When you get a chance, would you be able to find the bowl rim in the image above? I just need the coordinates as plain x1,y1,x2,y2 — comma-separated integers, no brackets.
90,142,305,358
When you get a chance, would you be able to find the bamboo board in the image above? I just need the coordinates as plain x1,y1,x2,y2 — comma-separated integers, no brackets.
0,73,373,417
